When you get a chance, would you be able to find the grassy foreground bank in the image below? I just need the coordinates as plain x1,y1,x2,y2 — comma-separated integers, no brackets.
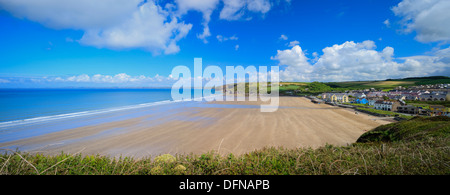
1,117,449,175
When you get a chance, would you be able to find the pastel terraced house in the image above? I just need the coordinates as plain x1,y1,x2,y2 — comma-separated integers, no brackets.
322,93,349,103
429,105,449,116
374,100,401,112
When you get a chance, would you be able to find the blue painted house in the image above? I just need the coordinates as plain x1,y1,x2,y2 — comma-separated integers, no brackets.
356,98,368,104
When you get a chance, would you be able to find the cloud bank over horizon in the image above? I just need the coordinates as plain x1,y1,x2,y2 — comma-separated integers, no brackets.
272,40,450,82
0,73,179,88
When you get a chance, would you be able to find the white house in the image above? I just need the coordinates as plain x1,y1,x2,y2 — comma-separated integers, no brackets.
368,99,378,106
374,100,401,111
354,93,366,99
333,94,349,102
322,93,349,103
403,93,419,101
419,93,447,101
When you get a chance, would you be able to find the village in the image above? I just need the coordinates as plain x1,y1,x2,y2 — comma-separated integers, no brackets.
310,83,450,118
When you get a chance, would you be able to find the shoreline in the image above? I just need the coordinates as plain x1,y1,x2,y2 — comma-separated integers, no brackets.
0,97,392,158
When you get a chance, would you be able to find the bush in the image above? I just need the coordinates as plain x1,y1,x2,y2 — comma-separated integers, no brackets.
357,116,450,143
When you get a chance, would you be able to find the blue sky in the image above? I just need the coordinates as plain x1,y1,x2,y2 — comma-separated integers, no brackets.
0,0,449,88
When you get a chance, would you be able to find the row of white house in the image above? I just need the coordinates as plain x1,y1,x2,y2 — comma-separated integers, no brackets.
354,90,449,101
373,100,401,111
418,93,448,101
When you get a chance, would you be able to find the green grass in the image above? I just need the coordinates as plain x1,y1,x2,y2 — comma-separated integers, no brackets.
326,81,416,90
228,76,449,95
278,82,349,96
397,115,415,120
415,78,450,85
325,76,449,90
405,100,450,108
357,116,450,142
355,107,414,120
397,76,450,85
356,107,397,116
343,103,373,108
1,117,449,175
279,84,302,92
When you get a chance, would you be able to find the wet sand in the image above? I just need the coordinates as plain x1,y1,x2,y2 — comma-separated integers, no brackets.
0,97,391,158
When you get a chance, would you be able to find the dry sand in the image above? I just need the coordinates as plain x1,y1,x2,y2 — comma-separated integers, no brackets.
0,97,392,158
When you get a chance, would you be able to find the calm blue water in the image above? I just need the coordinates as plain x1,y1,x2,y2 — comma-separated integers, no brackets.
0,88,223,125
0,88,180,123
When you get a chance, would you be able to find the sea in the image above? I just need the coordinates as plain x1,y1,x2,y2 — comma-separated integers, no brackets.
0,88,221,128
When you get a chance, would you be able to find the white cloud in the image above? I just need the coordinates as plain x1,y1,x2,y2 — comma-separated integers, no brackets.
0,0,140,29
271,45,313,81
398,58,421,71
272,40,450,82
0,73,186,88
175,0,219,17
0,78,10,83
279,34,288,40
67,74,91,82
63,73,126,83
44,73,182,85
65,37,74,43
392,0,450,43
80,2,192,55
220,0,271,21
311,41,393,81
235,44,240,51
272,45,310,68
247,0,271,14
216,35,238,42
383,19,390,28
398,48,450,74
287,40,299,47
216,35,224,42
175,0,220,43
0,0,277,52
0,0,193,55
220,0,246,20
229,35,239,41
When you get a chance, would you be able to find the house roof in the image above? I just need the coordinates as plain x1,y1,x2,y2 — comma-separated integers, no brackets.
375,100,398,105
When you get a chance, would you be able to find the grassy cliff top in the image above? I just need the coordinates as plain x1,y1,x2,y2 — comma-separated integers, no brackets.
357,116,450,143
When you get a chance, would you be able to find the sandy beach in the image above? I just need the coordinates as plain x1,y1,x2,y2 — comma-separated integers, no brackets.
0,97,392,158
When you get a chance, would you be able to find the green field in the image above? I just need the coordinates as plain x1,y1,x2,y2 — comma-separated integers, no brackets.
278,81,348,95
1,116,448,175
388,76,450,85
342,103,374,108
228,76,449,95
326,80,416,90
405,100,450,108
279,83,303,91
355,107,414,120
326,76,450,90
